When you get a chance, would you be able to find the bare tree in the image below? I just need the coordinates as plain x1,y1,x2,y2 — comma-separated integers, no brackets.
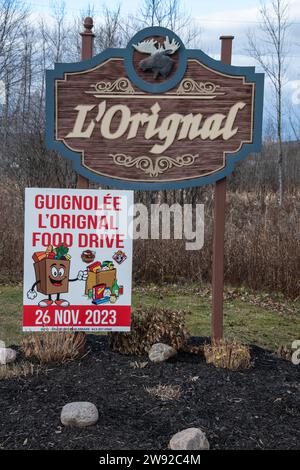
0,0,29,148
40,0,72,63
0,0,28,79
247,0,290,205
121,0,201,47
95,5,124,51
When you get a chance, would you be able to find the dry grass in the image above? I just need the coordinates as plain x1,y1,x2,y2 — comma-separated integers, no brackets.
204,339,251,370
130,361,148,369
0,361,39,380
133,192,299,299
21,331,86,363
145,384,182,401
277,344,292,361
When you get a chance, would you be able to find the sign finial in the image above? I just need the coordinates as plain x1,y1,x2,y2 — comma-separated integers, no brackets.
82,17,94,34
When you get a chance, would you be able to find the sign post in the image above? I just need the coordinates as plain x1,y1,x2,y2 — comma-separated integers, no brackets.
211,36,234,340
75,18,94,347
77,17,95,190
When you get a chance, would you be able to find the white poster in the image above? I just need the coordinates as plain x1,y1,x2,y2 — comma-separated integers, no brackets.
23,188,133,331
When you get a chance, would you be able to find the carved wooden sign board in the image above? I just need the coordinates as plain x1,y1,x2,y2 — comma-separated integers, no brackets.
46,27,264,190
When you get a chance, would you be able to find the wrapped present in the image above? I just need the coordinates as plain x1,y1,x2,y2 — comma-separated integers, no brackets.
88,261,102,273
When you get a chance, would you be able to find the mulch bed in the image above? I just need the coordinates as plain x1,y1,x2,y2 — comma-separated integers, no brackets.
0,335,299,450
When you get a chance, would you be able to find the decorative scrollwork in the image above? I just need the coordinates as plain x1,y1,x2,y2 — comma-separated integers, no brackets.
176,79,222,97
87,78,135,95
110,153,197,177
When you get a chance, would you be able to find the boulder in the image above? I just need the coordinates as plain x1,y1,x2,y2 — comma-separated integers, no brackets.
148,343,177,363
0,348,17,365
169,427,210,450
60,402,99,427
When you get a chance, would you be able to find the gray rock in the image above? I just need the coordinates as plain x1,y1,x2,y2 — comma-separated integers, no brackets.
148,343,177,363
61,402,99,427
169,428,210,450
0,347,17,365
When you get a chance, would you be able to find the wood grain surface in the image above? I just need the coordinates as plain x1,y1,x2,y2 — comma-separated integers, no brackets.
55,55,255,183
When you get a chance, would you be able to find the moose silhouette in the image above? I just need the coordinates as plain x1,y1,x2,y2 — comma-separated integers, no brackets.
133,36,180,79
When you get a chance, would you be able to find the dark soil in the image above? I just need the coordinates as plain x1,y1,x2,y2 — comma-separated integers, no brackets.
0,336,299,450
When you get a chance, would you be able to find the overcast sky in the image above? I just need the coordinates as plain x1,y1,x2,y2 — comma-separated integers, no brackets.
27,0,300,135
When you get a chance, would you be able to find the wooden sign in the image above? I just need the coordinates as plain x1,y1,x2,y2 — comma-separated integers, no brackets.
46,26,264,189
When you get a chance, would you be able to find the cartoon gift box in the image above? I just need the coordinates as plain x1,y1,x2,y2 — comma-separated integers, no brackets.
27,245,87,307
34,258,70,295
85,262,116,295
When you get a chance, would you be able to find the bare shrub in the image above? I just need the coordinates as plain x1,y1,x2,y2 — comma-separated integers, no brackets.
21,332,86,363
0,362,39,380
204,339,251,370
224,192,299,299
0,178,24,283
277,344,292,361
133,191,299,299
110,307,189,355
145,384,182,401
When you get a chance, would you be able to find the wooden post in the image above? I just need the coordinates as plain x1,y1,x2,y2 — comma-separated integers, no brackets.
77,17,95,190
75,18,95,353
211,36,234,341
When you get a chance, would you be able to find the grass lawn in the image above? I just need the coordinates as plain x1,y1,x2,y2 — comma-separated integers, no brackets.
0,284,299,352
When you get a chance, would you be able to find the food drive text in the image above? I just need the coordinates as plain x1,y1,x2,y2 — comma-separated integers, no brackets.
32,193,126,249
